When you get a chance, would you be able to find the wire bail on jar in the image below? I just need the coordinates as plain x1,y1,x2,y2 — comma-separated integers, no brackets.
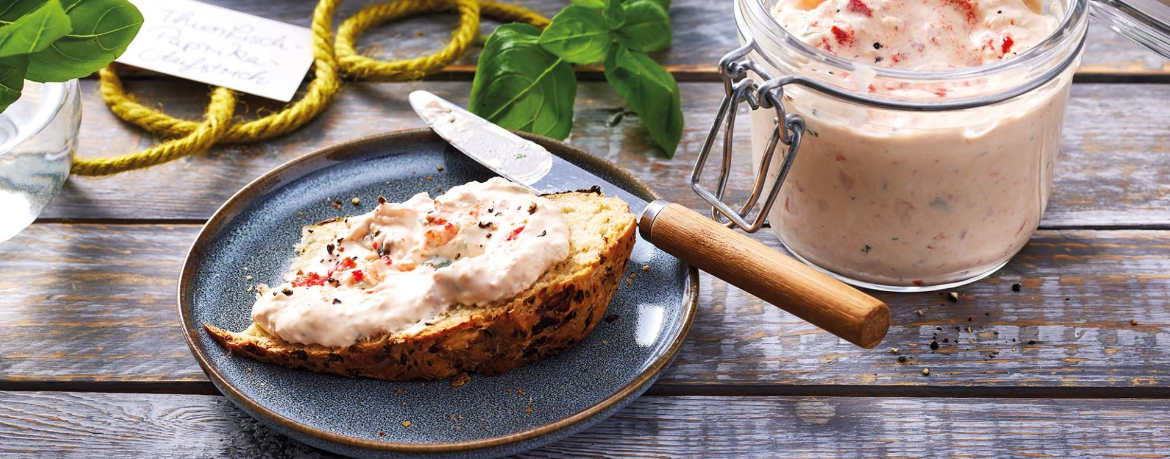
692,39,805,233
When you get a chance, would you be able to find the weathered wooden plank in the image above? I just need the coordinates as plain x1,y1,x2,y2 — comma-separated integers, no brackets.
0,392,1167,458
666,229,1170,392
49,80,1170,228
0,224,200,386
2,224,1167,394
121,0,1167,80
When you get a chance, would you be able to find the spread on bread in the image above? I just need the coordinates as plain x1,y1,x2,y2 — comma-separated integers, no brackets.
252,178,570,347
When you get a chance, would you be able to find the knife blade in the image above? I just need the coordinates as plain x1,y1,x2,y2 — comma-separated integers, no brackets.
409,90,890,349
408,91,649,215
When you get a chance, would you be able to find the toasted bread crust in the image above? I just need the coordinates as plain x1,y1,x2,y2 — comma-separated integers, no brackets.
205,192,637,381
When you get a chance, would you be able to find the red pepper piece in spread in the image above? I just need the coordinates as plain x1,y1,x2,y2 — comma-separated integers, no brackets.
846,0,872,17
944,0,979,24
506,225,525,241
328,257,357,277
1001,35,1014,54
352,270,364,283
818,36,834,52
291,272,326,287
830,25,855,45
380,255,393,265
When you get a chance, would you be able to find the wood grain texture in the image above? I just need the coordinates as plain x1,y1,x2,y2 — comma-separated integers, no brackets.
1,391,1168,458
47,81,1170,228
0,224,198,386
121,0,1168,80
647,203,890,348
8,0,1165,454
3,224,1167,395
666,229,1170,394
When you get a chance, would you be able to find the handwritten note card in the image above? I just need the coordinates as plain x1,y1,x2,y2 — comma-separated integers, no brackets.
116,0,313,102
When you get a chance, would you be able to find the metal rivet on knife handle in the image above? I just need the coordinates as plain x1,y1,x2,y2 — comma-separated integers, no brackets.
642,201,890,349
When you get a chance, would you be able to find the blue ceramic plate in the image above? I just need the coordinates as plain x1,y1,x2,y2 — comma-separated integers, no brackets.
179,130,698,458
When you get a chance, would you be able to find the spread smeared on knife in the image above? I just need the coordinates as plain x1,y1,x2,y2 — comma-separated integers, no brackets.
252,178,570,347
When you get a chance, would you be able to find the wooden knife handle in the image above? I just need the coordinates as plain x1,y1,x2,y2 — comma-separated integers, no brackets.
641,201,890,348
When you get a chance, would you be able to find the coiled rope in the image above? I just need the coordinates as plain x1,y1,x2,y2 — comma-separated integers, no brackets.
72,0,548,176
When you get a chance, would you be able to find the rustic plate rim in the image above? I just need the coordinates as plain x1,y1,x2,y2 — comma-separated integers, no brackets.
177,128,699,454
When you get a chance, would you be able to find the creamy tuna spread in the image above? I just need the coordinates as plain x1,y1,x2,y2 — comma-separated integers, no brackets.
252,178,570,347
773,0,1056,71
748,0,1068,287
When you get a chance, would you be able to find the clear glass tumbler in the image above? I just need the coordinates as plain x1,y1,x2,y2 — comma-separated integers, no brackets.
0,80,81,244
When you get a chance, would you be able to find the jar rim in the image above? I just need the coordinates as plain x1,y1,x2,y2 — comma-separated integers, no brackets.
739,0,1087,80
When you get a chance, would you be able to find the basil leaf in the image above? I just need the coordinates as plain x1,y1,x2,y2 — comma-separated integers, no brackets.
604,0,626,27
471,23,577,140
570,0,607,8
0,0,71,58
570,0,623,24
0,55,28,113
0,2,44,20
20,0,143,82
634,0,672,11
604,46,682,156
537,6,612,65
616,0,671,53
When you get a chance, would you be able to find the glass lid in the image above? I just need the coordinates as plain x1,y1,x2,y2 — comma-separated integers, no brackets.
1091,0,1170,59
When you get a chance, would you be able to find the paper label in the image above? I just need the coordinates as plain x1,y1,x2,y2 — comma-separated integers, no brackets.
116,0,313,102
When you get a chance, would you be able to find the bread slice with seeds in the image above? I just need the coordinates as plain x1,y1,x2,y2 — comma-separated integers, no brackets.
205,189,636,381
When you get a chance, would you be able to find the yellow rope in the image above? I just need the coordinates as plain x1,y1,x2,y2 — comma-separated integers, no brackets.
336,0,479,81
71,0,548,176
81,86,236,176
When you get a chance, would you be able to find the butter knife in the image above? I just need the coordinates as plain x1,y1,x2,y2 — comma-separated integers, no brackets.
409,90,889,348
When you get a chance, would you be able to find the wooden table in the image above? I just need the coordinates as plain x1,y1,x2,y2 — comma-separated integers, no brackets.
3,0,1168,456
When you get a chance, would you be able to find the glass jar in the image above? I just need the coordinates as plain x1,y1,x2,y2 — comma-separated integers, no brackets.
0,80,81,244
743,0,1085,292
693,0,1167,291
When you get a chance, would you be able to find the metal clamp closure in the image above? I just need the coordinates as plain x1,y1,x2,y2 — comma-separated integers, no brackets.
692,39,805,233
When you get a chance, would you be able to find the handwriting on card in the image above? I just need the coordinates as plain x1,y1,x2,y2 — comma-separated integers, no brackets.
117,0,314,102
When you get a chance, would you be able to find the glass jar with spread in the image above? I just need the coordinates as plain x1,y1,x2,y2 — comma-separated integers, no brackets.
693,0,1169,291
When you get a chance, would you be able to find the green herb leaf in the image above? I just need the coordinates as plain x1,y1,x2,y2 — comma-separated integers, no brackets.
0,0,71,58
0,55,28,113
567,0,623,29
634,0,672,11
537,6,612,65
604,46,682,156
16,0,143,82
603,0,626,27
423,256,454,269
570,0,607,8
615,0,671,53
0,1,44,20
471,23,577,140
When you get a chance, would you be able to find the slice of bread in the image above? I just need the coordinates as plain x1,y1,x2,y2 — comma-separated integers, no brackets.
205,189,637,381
